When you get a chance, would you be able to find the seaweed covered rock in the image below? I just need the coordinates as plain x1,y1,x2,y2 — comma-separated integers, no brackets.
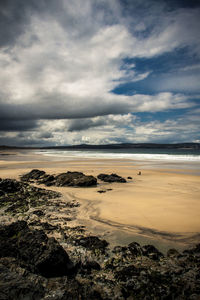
55,171,97,187
21,169,97,187
97,173,126,183
0,179,22,193
0,221,74,278
0,178,61,214
20,169,46,181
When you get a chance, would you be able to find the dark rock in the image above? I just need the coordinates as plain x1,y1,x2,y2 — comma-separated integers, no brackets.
142,244,164,260
40,222,59,232
21,169,46,181
5,199,29,214
0,179,61,214
97,190,106,193
75,236,109,252
37,175,55,186
115,265,141,281
79,260,101,275
127,176,132,179
183,243,200,255
167,248,180,258
55,171,97,187
0,179,22,193
0,221,74,278
128,242,143,256
0,260,44,300
32,210,45,217
97,173,126,183
61,279,103,300
20,169,97,188
112,245,128,254
0,189,5,196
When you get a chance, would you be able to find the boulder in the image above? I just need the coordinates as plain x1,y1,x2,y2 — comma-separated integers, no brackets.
142,244,164,260
0,221,74,278
128,242,143,256
21,169,46,181
97,173,126,183
55,171,97,187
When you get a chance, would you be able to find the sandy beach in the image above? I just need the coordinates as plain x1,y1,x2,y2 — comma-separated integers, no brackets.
0,149,200,253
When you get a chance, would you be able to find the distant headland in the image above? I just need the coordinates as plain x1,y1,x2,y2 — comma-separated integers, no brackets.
0,143,200,150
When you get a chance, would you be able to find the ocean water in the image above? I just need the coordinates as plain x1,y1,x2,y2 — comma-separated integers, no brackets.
37,148,200,162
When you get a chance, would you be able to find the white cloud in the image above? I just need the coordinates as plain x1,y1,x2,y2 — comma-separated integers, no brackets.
0,0,200,145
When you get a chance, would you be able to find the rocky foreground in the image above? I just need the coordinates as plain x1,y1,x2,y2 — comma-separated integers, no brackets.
0,172,200,299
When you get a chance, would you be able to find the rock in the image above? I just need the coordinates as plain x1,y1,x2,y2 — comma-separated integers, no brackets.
97,190,106,193
0,189,5,196
127,176,132,179
40,222,59,232
183,243,200,255
0,221,74,278
115,265,141,281
32,210,45,217
37,175,55,186
55,171,97,187
112,245,128,254
79,260,101,275
128,242,143,256
61,279,103,300
20,169,97,187
97,173,126,183
0,259,44,300
137,171,141,175
167,248,180,258
0,179,22,193
142,244,164,260
21,169,46,181
0,179,61,214
75,236,109,252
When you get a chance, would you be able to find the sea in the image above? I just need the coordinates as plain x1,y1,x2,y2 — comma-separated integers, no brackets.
37,148,200,161
35,148,200,173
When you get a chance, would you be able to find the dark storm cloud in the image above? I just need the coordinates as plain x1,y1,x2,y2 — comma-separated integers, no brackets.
68,118,105,132
0,119,38,131
0,0,63,47
0,93,134,121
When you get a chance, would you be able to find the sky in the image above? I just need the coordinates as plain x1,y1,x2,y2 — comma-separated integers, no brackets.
0,0,200,146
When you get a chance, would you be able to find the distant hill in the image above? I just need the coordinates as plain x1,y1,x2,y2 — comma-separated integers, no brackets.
44,143,200,150
1,143,199,150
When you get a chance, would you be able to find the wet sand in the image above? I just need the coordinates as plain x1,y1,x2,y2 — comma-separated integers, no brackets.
0,149,200,252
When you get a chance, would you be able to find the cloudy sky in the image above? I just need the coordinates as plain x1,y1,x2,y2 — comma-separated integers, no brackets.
0,0,200,146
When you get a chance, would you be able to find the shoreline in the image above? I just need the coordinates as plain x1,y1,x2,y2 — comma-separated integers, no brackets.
0,149,200,253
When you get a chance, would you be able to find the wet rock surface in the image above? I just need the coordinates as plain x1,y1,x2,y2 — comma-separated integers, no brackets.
0,177,200,299
21,169,97,187
0,258,45,300
0,221,74,277
97,173,127,183
0,178,61,214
